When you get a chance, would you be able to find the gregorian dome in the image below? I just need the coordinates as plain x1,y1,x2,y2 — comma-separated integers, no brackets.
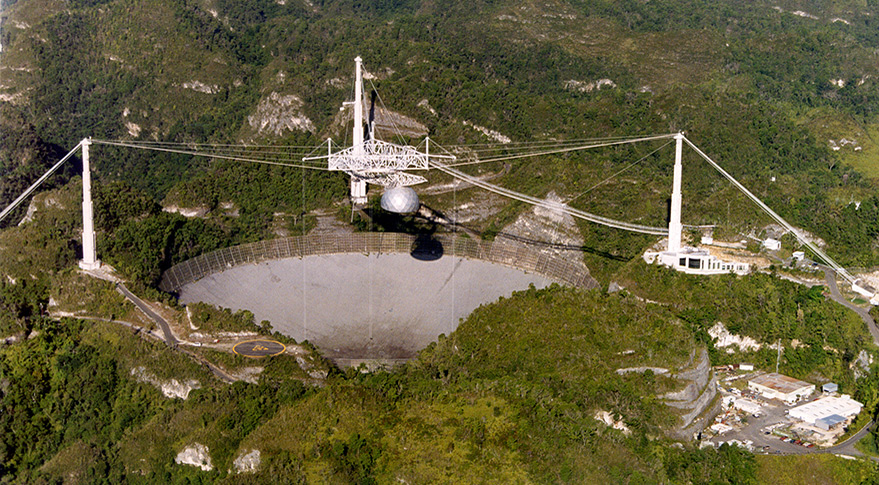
380,186,420,214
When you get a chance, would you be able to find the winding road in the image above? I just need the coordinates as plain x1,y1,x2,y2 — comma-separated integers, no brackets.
821,267,879,346
114,282,238,382
115,282,178,346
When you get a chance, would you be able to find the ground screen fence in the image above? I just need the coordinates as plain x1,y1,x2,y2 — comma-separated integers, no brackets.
160,232,598,293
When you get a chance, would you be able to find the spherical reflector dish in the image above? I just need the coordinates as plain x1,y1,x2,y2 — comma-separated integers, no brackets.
381,186,420,214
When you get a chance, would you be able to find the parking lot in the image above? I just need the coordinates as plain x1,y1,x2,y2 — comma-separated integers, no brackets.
706,371,834,454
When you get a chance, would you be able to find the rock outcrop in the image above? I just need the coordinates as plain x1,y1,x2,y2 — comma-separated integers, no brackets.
175,443,213,471
247,92,315,136
131,366,201,400
662,348,720,440
232,449,261,473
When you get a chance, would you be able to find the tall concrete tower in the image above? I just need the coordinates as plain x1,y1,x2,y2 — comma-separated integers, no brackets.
78,138,100,270
350,57,368,204
667,133,684,253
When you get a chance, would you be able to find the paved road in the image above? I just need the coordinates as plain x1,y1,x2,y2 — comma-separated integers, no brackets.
112,283,244,382
821,267,879,345
115,283,178,346
818,420,875,458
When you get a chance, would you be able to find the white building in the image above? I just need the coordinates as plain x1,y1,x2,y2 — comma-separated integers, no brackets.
748,373,814,403
763,238,781,251
733,398,762,415
853,280,876,299
651,247,750,275
789,395,862,427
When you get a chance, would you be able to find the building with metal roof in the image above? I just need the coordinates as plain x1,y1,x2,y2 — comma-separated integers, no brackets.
748,373,815,403
815,414,847,431
822,382,838,394
789,395,863,428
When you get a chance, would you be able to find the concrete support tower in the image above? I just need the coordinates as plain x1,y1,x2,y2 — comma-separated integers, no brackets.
350,56,368,205
78,138,100,270
667,133,684,252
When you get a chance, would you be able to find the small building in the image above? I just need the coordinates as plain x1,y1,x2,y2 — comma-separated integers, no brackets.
792,251,805,262
823,382,838,394
739,363,754,371
748,373,815,403
852,280,876,299
789,395,862,427
763,238,781,251
816,414,847,431
722,395,736,408
701,235,714,245
733,398,762,415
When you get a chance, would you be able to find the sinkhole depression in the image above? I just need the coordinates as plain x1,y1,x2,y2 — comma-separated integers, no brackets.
163,233,597,364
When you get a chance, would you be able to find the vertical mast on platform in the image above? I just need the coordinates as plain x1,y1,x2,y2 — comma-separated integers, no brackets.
350,57,368,204
79,138,100,270
667,132,684,253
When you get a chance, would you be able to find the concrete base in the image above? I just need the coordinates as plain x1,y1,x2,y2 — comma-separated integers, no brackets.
78,260,101,271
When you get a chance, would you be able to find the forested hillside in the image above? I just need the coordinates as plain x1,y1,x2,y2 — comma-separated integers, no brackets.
4,0,879,482
3,0,879,267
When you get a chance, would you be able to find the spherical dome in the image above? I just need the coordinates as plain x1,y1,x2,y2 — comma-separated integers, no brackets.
381,186,420,214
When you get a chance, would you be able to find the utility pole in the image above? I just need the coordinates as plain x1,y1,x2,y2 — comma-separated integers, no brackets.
776,339,781,374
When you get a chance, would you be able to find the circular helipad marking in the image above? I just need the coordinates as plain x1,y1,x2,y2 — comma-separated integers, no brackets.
233,339,286,358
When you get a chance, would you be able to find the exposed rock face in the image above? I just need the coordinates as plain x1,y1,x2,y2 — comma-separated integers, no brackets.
130,366,201,400
852,350,875,379
181,81,220,94
227,367,263,385
662,348,720,440
163,205,210,218
18,195,62,226
497,192,596,286
594,410,632,435
462,120,511,144
616,366,669,376
175,443,213,471
247,92,315,136
708,321,763,353
233,449,260,473
563,79,617,92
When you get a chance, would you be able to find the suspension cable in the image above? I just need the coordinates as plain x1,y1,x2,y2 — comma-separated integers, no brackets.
91,139,331,170
683,136,855,284
0,141,83,223
442,133,677,167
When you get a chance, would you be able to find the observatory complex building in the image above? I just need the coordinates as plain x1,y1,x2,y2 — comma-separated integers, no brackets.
748,373,815,404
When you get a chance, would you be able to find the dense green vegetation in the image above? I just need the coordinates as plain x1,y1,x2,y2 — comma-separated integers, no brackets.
0,179,877,481
3,0,879,268
4,275,879,482
5,0,879,482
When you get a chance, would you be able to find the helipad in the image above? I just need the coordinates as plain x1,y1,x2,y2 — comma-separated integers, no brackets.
232,339,286,358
